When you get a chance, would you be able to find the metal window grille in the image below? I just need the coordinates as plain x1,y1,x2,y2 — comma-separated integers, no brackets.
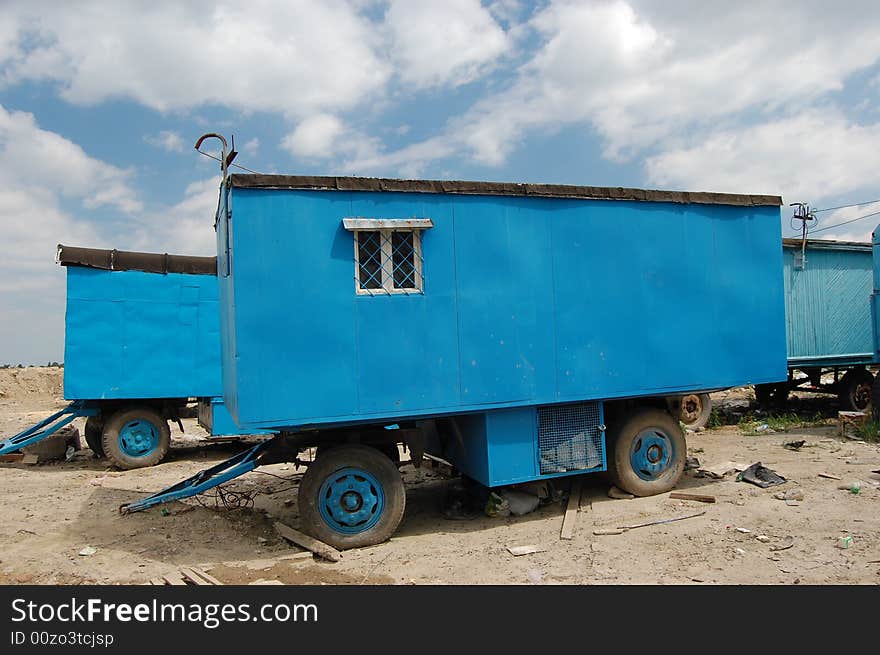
538,402,605,474
354,229,424,295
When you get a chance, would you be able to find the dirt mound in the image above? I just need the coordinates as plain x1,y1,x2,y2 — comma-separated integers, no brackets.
0,366,64,399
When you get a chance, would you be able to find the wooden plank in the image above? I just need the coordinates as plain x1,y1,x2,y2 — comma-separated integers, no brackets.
818,472,841,480
0,454,24,463
506,545,545,557
669,492,716,503
162,573,187,586
560,478,582,541
149,578,165,586
21,454,39,465
274,521,342,562
618,511,706,531
179,567,211,586
188,568,224,585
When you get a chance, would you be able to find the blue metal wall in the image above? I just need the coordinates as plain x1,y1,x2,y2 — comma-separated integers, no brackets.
63,267,222,400
782,242,874,368
219,187,787,432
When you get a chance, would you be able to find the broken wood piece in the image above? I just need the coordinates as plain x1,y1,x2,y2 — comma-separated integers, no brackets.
274,521,341,562
817,472,841,480
149,577,165,586
162,573,187,586
21,454,39,465
670,492,716,503
179,567,212,586
506,545,545,557
560,478,583,541
593,528,624,536
189,568,224,585
618,511,706,531
0,453,24,463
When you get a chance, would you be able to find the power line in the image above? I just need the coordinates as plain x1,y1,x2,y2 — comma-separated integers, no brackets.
196,149,261,174
813,199,880,213
806,209,880,235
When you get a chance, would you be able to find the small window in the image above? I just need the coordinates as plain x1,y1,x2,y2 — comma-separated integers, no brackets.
344,218,432,295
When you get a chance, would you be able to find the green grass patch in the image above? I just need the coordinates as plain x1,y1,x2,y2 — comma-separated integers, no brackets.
737,412,830,435
854,419,880,443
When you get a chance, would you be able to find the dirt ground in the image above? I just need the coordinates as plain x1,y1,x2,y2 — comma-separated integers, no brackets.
0,367,878,585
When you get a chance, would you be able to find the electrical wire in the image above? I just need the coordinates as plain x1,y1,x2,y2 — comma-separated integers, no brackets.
813,199,880,213
805,209,880,235
196,149,261,174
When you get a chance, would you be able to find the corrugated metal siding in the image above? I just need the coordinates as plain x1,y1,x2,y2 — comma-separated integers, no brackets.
783,245,874,364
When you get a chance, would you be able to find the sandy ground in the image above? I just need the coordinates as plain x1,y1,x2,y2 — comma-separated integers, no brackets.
0,367,878,585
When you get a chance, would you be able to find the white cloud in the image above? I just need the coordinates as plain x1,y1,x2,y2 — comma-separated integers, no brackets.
145,130,185,152
0,0,390,117
644,110,880,202
385,0,510,89
282,114,346,158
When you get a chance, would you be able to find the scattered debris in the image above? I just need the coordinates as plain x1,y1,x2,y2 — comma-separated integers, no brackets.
22,454,39,465
837,481,862,494
249,579,283,585
754,423,773,433
484,491,511,518
734,547,746,556
818,472,841,480
783,440,806,451
560,479,583,540
698,461,747,479
274,521,341,562
593,528,624,536
785,500,801,506
684,456,701,471
774,488,804,502
617,511,706,532
836,536,854,550
737,462,786,488
78,546,97,556
502,490,540,516
0,453,24,463
151,568,223,586
770,536,795,552
756,535,771,543
607,486,634,500
506,545,545,557
736,527,751,534
670,492,715,503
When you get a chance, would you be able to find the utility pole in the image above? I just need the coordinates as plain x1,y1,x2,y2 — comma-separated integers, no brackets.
790,202,816,269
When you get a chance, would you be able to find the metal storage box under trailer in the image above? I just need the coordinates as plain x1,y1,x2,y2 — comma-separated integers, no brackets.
180,171,787,549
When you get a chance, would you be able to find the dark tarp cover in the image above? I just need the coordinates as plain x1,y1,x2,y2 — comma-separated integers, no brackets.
57,245,217,276
229,174,782,207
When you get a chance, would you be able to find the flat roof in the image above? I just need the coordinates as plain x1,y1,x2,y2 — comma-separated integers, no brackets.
57,245,217,276
229,174,782,207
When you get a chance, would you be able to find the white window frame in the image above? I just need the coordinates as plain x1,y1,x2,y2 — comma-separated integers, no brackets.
343,218,432,295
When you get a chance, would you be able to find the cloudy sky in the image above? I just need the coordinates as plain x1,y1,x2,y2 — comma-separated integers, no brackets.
2,0,880,364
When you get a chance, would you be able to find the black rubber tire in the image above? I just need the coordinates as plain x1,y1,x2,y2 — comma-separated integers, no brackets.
754,382,789,409
84,416,104,457
838,368,874,412
666,393,711,429
101,407,171,469
299,444,405,550
872,374,880,420
607,408,686,497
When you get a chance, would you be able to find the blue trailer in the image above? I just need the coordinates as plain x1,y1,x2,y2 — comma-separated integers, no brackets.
0,246,265,469
121,153,787,549
754,238,876,411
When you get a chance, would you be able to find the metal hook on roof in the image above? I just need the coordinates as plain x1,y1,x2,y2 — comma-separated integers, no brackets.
194,133,238,181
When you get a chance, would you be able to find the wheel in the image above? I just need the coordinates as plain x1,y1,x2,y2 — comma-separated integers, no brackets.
84,416,104,457
101,407,171,469
666,393,711,429
872,374,880,420
754,382,788,409
299,444,405,550
838,369,874,412
606,408,686,497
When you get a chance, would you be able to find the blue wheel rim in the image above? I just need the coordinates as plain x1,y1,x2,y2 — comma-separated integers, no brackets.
118,419,160,458
317,467,385,535
630,428,675,481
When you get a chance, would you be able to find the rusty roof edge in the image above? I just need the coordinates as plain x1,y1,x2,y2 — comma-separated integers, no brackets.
229,174,783,207
782,238,871,250
56,244,217,275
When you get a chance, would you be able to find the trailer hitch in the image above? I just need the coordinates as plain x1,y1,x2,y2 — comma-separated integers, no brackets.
119,435,281,515
0,401,97,456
